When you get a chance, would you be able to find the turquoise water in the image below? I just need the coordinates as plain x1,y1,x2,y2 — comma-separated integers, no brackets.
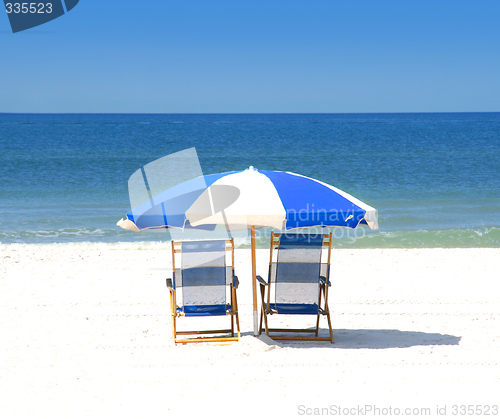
1,113,499,247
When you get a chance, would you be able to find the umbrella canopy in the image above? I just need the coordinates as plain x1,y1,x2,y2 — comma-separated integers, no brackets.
118,166,378,232
186,166,378,231
118,166,378,335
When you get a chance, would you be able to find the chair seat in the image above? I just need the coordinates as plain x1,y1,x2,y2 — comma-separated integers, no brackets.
270,303,320,315
179,304,231,317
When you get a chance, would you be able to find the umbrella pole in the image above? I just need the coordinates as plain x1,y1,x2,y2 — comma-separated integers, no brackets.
251,225,259,336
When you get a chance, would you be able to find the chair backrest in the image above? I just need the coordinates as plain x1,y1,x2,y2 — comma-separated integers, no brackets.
270,233,331,306
173,240,233,307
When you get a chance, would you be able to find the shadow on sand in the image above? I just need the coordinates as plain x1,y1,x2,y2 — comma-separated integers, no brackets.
255,329,461,349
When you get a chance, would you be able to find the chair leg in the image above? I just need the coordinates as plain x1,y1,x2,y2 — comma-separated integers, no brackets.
259,307,265,335
326,311,334,343
233,288,241,338
259,284,270,336
231,287,240,339
264,313,270,336
232,287,240,338
324,297,334,343
315,285,323,337
169,290,177,342
230,287,235,337
258,284,264,334
324,285,334,343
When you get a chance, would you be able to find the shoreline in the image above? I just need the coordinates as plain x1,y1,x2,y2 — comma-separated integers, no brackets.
2,240,500,249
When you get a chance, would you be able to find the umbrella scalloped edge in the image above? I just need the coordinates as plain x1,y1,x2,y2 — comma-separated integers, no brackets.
117,218,141,233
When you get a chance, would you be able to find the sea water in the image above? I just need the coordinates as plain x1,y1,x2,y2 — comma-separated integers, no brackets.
1,113,499,247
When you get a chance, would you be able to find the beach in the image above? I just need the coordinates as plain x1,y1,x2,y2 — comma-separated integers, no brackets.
3,0,500,416
1,243,499,417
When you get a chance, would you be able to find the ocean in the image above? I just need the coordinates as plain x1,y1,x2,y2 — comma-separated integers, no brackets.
1,113,499,247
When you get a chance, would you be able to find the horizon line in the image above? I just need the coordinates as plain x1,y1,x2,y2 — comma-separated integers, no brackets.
1,111,500,115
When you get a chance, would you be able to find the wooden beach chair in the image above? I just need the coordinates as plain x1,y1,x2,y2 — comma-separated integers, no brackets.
257,232,334,343
166,239,240,344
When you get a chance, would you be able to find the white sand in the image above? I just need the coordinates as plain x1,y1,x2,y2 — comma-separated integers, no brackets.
1,243,499,417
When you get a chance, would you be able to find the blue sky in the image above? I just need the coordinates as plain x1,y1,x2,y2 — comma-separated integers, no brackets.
1,0,499,113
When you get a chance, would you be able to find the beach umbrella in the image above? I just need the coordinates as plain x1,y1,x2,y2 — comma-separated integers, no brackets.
118,166,378,335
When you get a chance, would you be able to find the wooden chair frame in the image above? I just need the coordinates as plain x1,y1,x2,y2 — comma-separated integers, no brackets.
166,239,240,344
257,232,334,343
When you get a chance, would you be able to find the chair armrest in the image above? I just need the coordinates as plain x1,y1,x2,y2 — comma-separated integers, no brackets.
319,276,331,286
256,275,267,286
166,278,173,289
232,275,239,289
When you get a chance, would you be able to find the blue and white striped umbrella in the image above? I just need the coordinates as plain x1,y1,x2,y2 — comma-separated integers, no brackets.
118,166,378,335
118,166,378,232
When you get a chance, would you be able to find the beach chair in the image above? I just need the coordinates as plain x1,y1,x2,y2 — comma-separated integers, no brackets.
166,239,240,344
257,232,334,343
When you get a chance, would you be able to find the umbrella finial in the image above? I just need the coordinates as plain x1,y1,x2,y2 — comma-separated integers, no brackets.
248,166,257,171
